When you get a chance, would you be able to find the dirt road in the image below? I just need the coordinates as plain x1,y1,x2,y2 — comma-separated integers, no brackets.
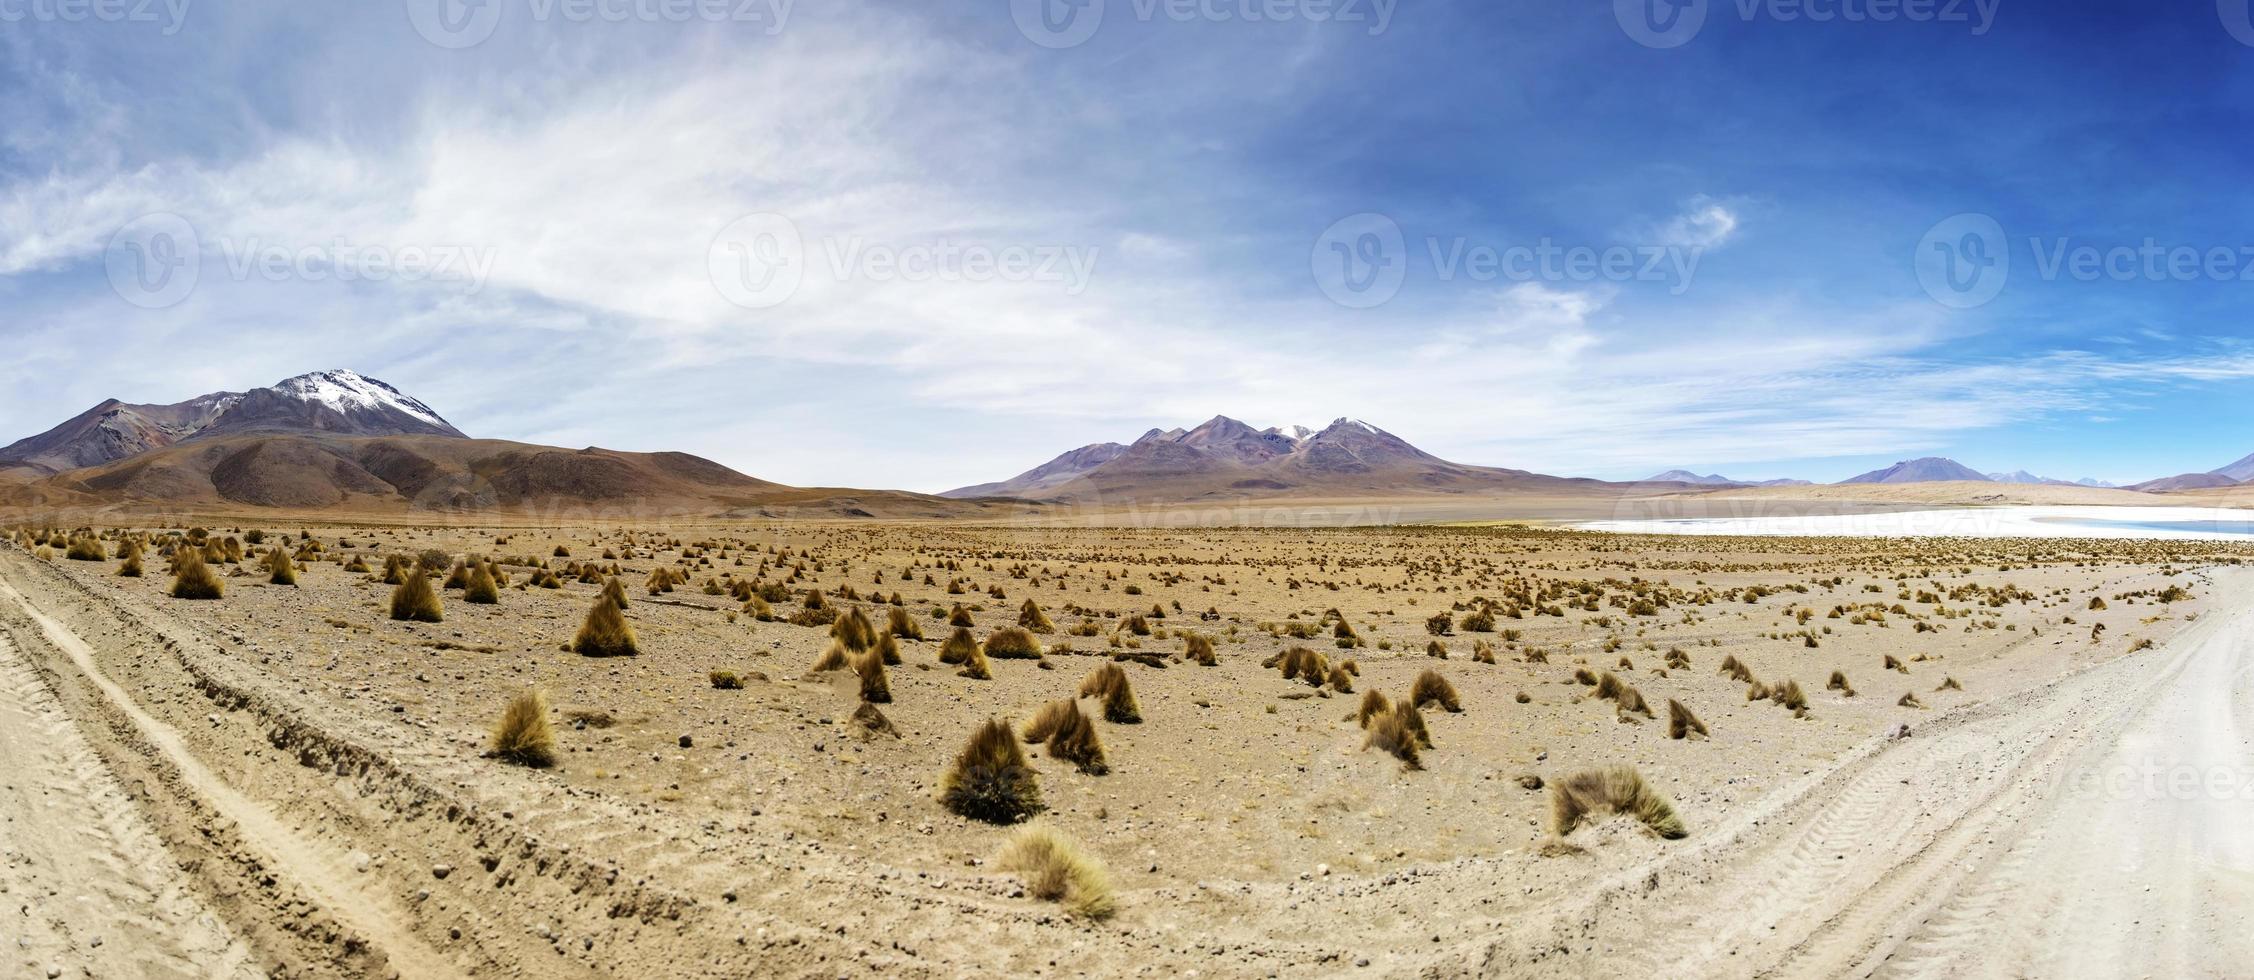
0,629,257,979
1442,569,2254,977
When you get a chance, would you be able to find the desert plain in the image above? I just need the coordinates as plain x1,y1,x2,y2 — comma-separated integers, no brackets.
1,517,2245,978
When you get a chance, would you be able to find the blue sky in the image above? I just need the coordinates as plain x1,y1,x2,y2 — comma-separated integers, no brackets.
4,0,2254,491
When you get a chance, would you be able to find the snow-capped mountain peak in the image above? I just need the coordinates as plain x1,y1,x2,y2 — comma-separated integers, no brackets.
272,370,451,429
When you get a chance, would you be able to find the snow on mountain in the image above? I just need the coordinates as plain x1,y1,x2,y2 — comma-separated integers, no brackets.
272,370,450,429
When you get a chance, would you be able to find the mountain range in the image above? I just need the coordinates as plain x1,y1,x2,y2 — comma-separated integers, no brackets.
2,373,2250,514
941,416,1609,501
0,371,973,518
1641,470,1814,488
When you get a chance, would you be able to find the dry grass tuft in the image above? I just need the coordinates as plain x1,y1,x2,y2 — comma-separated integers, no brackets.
1356,689,1392,728
1363,708,1423,770
1936,676,1962,692
1022,700,1075,744
985,627,1043,660
389,569,442,622
940,719,1044,824
832,609,877,653
573,590,639,657
464,563,499,604
938,626,979,665
1044,701,1108,774
1019,598,1056,633
1411,669,1462,713
1827,670,1856,698
1777,679,1809,711
170,550,223,600
1719,655,1753,683
856,650,892,704
488,689,556,768
996,824,1116,920
809,641,853,673
1396,699,1434,748
264,547,297,586
888,606,924,640
1326,664,1356,693
956,638,993,680
1079,664,1141,723
1667,699,1709,740
1898,691,1926,708
1549,766,1686,840
1182,633,1218,666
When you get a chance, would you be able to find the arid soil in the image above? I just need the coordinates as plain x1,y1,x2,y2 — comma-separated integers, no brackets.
0,522,2242,978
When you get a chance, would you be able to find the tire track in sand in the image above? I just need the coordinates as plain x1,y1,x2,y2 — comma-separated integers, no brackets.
0,577,459,980
0,630,256,979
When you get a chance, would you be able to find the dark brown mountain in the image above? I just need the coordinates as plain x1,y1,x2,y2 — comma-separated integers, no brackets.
942,416,1611,502
7,432,976,519
2129,472,2241,493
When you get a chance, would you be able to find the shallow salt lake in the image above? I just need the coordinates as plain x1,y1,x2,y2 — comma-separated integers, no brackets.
1578,506,2254,541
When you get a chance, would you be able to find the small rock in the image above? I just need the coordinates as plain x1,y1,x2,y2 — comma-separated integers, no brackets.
678,735,693,749
432,864,453,880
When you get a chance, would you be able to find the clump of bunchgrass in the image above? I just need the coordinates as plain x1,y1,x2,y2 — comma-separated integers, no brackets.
996,824,1115,920
940,718,1044,823
488,689,556,768
573,590,639,657
1549,766,1686,840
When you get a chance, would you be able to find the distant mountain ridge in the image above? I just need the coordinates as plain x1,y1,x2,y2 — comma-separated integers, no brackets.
1642,470,1812,488
1841,457,1993,484
943,416,1607,501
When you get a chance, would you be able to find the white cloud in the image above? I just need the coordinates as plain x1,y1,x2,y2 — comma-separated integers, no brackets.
1655,195,1741,249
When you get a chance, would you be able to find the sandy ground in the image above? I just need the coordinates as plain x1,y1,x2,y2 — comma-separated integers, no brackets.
0,522,2245,977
